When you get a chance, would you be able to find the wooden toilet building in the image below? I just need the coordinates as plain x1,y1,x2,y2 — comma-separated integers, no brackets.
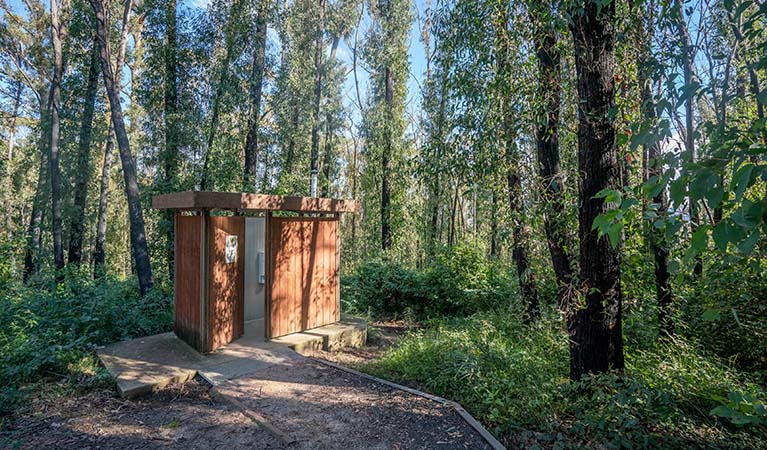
152,191,359,353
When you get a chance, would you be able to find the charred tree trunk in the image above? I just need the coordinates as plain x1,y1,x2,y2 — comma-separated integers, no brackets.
496,6,539,321
637,4,674,336
568,0,624,379
91,0,154,295
163,0,179,280
529,4,574,310
68,38,100,266
92,123,114,276
243,0,269,190
381,66,393,251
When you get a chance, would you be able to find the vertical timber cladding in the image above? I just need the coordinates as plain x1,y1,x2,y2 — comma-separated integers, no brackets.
174,214,202,350
207,216,245,351
269,216,340,338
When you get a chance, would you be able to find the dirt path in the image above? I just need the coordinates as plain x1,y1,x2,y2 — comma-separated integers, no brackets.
216,358,492,450
2,327,494,450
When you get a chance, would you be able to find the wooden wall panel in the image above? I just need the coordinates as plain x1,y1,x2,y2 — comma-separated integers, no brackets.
175,214,202,350
208,216,245,351
269,217,339,338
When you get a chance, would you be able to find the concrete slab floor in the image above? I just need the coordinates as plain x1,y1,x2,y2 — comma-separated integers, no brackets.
97,318,367,398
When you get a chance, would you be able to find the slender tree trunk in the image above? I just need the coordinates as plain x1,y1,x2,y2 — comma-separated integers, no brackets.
568,0,624,379
92,0,133,278
91,0,154,295
673,0,702,276
24,91,51,282
92,123,114,276
309,0,327,197
637,4,674,336
495,6,539,321
49,0,68,275
68,38,100,266
490,190,498,257
163,0,178,280
200,0,244,190
529,3,574,310
729,7,767,147
381,67,393,251
321,35,340,198
243,0,269,190
6,81,22,162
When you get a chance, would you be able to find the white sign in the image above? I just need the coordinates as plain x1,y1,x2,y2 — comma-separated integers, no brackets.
225,235,238,264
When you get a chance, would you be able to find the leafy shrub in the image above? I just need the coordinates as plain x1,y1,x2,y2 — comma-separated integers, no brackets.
366,312,767,449
0,270,172,414
342,244,517,319
681,257,767,378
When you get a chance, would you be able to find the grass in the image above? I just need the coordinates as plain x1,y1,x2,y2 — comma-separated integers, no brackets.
363,311,767,449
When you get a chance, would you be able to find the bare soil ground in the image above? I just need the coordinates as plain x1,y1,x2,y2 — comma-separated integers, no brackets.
2,322,493,450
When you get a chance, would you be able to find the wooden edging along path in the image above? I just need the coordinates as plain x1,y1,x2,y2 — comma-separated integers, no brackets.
310,358,507,450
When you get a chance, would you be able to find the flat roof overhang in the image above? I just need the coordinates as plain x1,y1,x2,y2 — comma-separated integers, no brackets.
152,191,359,214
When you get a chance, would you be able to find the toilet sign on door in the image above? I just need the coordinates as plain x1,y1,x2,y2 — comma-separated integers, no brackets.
225,235,238,264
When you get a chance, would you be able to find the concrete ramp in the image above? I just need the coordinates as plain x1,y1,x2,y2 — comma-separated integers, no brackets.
97,318,367,397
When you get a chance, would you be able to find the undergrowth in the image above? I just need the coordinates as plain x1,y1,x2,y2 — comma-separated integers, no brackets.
0,270,172,416
365,311,766,449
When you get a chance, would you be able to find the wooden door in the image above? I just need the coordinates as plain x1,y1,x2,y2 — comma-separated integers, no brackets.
269,217,339,338
208,216,245,351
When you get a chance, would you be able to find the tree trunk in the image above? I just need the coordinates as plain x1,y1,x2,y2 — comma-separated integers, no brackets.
673,0,702,276
381,67,393,251
91,0,154,295
495,6,539,321
637,3,674,336
243,0,269,190
92,123,114,276
200,0,244,191
529,4,574,310
309,0,327,197
163,0,179,280
321,35,340,198
68,37,100,266
568,0,624,379
24,90,51,282
92,0,133,278
49,0,68,275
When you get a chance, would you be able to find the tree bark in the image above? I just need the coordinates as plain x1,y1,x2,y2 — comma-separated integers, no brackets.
381,66,393,251
321,35,340,198
24,89,51,282
529,3,574,311
568,0,624,379
68,37,100,266
92,0,133,278
673,0,702,276
90,0,154,295
163,0,178,280
49,0,68,275
243,0,269,190
309,0,327,197
636,3,674,336
495,6,539,321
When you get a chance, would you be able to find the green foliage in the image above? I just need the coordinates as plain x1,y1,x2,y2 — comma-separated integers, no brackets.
341,244,516,319
682,257,767,377
367,312,767,449
0,271,172,413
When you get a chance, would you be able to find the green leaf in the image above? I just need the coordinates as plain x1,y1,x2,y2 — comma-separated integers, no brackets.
731,163,755,201
702,309,721,321
607,223,622,248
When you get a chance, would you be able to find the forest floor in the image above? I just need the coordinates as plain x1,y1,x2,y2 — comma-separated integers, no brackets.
1,322,491,450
